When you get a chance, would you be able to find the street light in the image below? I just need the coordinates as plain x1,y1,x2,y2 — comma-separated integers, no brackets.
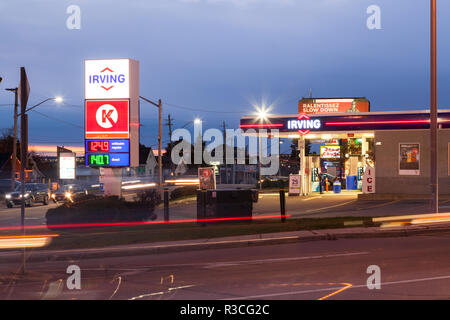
19,96,64,116
4,91,63,191
430,0,438,213
254,105,271,190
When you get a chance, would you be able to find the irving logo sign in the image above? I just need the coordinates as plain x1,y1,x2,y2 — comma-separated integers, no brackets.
88,67,126,91
85,59,131,99
286,114,321,135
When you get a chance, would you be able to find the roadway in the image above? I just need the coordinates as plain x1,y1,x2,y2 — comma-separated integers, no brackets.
1,232,450,299
0,202,58,228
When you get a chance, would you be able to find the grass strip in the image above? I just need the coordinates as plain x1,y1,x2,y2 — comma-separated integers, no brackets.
28,216,378,251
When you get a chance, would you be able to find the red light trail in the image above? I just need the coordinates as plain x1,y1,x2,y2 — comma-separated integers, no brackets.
0,214,291,232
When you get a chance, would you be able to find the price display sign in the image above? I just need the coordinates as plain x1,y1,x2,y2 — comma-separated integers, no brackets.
85,139,130,167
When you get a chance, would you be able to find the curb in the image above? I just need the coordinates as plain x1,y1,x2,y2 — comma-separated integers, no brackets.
2,223,450,264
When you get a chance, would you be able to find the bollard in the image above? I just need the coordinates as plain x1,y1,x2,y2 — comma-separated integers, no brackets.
164,187,169,222
279,188,286,222
319,175,323,194
201,189,207,226
325,177,329,192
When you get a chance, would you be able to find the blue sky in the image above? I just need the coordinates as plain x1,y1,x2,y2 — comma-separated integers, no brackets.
1,0,449,153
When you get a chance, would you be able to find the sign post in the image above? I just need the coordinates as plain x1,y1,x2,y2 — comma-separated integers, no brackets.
362,167,375,194
288,174,301,196
198,167,216,190
19,67,30,274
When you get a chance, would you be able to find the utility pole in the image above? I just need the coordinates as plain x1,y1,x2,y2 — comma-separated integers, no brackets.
165,114,173,154
165,114,173,175
158,99,163,194
430,0,438,213
223,121,228,184
5,88,18,191
139,96,163,195
258,131,262,190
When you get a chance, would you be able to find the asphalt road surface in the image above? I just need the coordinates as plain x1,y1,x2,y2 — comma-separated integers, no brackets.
0,202,58,227
1,232,450,299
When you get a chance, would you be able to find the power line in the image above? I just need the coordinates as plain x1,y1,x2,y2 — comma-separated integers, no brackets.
30,109,83,129
164,102,247,114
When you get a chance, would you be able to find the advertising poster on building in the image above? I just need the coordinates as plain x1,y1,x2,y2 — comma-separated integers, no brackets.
59,152,76,180
399,143,420,175
289,174,301,196
298,98,370,114
320,146,341,159
198,167,216,190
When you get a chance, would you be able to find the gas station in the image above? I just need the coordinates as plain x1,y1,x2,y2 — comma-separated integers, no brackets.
240,98,450,199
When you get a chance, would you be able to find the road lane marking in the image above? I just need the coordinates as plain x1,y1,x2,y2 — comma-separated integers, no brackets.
356,200,399,211
128,285,196,300
301,196,322,201
304,200,357,213
317,283,352,300
224,274,450,300
109,276,122,300
204,252,368,268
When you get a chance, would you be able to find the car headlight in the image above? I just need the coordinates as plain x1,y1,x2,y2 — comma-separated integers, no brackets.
65,192,72,198
5,194,11,199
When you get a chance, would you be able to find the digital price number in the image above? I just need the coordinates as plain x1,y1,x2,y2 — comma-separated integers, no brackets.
87,140,110,152
88,154,110,166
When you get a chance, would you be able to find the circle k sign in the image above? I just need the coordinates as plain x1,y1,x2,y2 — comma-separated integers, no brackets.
85,100,129,139
96,104,118,129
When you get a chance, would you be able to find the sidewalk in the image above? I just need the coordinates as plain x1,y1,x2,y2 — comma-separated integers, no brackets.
1,221,450,264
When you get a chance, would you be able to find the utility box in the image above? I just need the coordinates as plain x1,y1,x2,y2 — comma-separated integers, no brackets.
197,189,254,222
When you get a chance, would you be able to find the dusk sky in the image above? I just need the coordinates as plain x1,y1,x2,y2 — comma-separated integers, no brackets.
1,0,450,154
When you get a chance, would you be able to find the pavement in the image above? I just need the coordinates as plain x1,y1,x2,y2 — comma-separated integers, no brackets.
3,231,450,299
1,218,450,264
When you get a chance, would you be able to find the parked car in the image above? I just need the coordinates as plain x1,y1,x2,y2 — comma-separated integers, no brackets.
5,183,50,208
59,184,88,203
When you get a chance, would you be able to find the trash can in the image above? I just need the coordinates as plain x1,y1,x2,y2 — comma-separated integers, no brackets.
346,175,358,190
333,182,341,194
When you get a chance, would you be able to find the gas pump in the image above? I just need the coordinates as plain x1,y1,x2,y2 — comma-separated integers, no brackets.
311,167,320,192
357,167,364,190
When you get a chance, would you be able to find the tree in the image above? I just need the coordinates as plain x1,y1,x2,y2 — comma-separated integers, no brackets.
0,129,19,156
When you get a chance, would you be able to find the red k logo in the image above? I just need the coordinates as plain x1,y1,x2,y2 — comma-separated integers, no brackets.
96,104,118,128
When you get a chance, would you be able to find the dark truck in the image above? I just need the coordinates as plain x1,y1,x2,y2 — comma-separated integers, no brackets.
5,183,50,208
